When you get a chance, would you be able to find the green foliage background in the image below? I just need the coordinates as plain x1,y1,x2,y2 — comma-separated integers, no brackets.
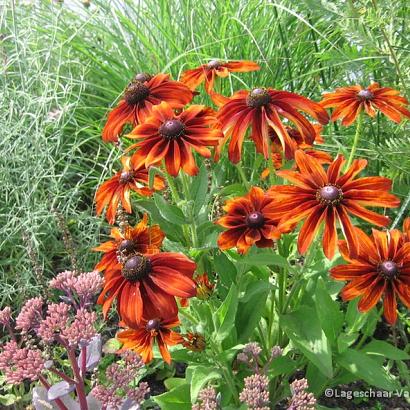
1,0,409,308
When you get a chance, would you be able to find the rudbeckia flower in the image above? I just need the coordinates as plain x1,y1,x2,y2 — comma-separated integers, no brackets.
269,150,400,260
216,88,329,163
117,317,183,364
216,186,282,254
97,252,196,327
102,73,193,143
403,218,410,242
95,156,165,224
320,83,410,126
128,101,223,176
93,214,165,273
180,59,260,103
330,228,410,324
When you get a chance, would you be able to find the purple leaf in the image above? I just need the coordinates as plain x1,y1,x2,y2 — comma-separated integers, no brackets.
77,334,102,372
47,381,76,401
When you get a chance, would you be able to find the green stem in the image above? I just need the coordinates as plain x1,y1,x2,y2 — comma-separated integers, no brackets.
235,163,250,191
178,307,199,325
345,112,363,170
165,172,181,203
180,173,199,248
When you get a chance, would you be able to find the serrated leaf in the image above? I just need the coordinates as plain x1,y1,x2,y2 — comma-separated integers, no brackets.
191,164,208,215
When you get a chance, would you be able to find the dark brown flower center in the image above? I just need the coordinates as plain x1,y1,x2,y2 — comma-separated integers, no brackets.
119,171,134,184
134,72,152,83
159,120,185,139
207,60,221,69
246,88,271,108
316,184,343,206
357,89,374,101
246,211,265,228
121,254,151,282
379,260,399,279
146,318,161,332
124,80,150,105
118,239,135,255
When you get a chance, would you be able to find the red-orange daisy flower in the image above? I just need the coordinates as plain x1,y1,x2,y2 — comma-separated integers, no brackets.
320,82,410,126
118,317,183,364
93,214,165,273
330,228,410,324
97,252,196,327
215,88,329,163
216,186,282,254
403,217,410,242
128,101,223,176
181,59,260,102
269,150,400,260
95,156,165,224
102,73,193,143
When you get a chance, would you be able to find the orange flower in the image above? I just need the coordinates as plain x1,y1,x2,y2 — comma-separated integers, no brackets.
181,59,260,102
217,186,282,254
128,102,223,176
102,73,193,143
261,125,331,178
321,82,410,126
270,150,400,260
403,217,410,242
97,252,196,327
95,156,165,224
330,228,410,324
182,332,206,352
93,214,165,273
216,88,329,163
118,317,183,364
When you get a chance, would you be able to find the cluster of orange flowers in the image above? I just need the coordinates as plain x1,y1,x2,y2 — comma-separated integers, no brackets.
94,59,410,364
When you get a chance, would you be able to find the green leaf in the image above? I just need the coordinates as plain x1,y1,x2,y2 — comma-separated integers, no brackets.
314,278,344,344
214,284,238,342
239,250,288,267
236,279,270,343
336,349,398,390
337,333,358,353
164,378,187,390
153,194,187,225
214,252,237,286
153,383,191,410
281,306,333,378
134,199,184,242
267,356,297,378
191,164,209,215
102,338,122,354
360,340,410,360
0,394,18,406
190,366,221,402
